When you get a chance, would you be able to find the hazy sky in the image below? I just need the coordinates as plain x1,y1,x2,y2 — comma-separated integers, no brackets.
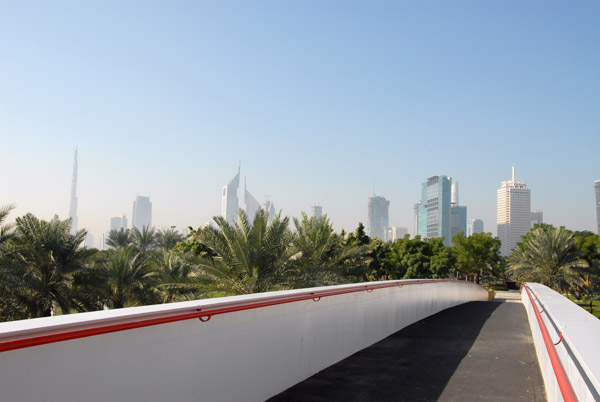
1,1,599,246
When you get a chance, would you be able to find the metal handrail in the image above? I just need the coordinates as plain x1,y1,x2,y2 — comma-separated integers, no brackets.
0,279,482,353
523,283,578,402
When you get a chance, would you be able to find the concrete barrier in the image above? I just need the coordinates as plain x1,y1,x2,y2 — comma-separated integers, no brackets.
522,283,600,402
0,279,487,402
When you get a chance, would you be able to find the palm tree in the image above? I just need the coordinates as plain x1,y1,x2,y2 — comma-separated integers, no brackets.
0,204,15,247
288,213,368,287
131,225,157,254
100,245,159,308
152,249,206,303
2,214,98,317
156,228,185,250
0,205,27,321
196,209,295,295
105,228,132,249
508,225,585,294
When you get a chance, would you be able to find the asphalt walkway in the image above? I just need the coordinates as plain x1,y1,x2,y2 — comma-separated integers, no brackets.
268,291,546,402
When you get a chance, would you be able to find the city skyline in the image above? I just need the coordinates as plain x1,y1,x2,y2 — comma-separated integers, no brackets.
3,152,599,249
1,2,599,243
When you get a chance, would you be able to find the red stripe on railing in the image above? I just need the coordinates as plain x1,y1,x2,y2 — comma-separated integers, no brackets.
523,284,578,402
0,279,483,353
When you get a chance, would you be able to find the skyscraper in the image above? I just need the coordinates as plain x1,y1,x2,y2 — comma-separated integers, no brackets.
110,214,128,231
84,233,94,249
413,202,422,237
416,176,452,246
132,195,152,230
389,227,408,242
596,181,600,234
311,205,323,219
531,208,543,228
68,148,78,234
450,181,467,241
497,166,531,256
263,200,276,222
451,205,467,239
467,219,484,236
222,165,240,225
367,195,389,240
244,178,261,222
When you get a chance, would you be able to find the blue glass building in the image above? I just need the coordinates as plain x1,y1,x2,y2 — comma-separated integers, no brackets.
417,176,452,246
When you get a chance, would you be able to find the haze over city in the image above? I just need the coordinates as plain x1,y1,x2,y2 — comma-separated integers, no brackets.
1,1,599,246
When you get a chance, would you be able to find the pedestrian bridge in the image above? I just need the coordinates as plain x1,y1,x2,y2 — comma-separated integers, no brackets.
1,280,599,401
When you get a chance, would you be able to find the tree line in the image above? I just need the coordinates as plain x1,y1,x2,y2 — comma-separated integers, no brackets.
1,205,598,321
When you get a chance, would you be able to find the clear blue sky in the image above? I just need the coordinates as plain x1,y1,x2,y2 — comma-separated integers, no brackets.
1,1,599,245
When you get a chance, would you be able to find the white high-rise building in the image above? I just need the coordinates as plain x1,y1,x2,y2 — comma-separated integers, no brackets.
497,165,531,256
132,195,152,230
222,166,240,225
68,148,78,234
311,205,323,219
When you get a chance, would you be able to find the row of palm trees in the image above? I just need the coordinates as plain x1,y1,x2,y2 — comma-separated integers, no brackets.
0,207,206,321
0,207,373,321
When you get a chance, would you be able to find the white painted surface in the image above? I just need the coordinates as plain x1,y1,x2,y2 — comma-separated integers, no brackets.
522,283,600,402
0,280,487,402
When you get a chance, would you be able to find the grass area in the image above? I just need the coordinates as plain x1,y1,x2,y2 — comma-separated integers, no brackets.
568,296,600,319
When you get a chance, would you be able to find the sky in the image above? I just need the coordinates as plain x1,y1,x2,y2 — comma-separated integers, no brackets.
1,1,599,246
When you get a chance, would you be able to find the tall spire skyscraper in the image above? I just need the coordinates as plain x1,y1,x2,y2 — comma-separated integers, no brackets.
221,163,240,225
244,177,261,222
68,148,78,234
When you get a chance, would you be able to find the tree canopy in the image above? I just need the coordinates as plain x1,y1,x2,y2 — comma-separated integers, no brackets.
452,232,501,283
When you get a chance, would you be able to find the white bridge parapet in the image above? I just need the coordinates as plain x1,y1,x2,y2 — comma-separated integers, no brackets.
0,279,487,402
522,283,600,402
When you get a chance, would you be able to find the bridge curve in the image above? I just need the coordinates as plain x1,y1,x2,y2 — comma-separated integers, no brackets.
0,279,486,402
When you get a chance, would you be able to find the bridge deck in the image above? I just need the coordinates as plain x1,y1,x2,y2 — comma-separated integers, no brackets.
269,291,546,402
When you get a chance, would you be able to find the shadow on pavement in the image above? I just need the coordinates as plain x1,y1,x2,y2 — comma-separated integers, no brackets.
268,301,501,402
